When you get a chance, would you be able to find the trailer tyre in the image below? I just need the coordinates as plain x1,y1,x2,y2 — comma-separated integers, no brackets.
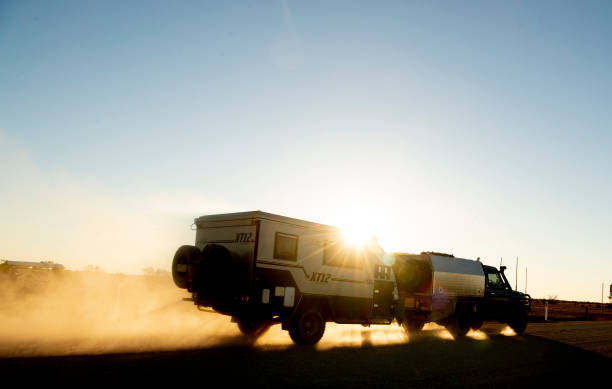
289,309,326,345
237,317,271,337
171,245,201,289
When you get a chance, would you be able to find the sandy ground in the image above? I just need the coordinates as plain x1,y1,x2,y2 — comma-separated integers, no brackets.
523,320,612,357
1,319,610,387
1,273,610,386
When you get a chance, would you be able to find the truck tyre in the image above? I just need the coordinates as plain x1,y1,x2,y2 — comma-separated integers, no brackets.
471,320,484,330
402,320,426,334
172,245,201,289
288,309,326,345
509,314,528,335
446,313,470,338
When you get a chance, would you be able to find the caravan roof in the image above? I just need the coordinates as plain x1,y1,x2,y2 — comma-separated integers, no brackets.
195,211,339,232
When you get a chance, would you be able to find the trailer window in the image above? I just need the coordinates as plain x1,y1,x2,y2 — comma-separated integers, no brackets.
274,232,298,261
323,241,364,269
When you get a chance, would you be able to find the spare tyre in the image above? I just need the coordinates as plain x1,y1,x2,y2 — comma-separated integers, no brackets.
172,245,201,289
192,244,249,303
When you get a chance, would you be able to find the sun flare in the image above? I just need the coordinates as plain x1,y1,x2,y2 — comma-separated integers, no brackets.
341,225,375,247
334,208,380,248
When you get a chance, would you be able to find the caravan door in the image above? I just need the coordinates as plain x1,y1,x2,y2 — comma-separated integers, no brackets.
372,264,395,323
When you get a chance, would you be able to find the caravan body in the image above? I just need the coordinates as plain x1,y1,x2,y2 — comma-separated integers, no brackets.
173,211,397,343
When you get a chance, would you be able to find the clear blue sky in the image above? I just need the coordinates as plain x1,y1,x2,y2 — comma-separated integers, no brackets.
1,0,611,301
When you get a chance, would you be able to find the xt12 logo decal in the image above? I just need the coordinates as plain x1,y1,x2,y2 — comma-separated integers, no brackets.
235,232,255,243
309,272,331,283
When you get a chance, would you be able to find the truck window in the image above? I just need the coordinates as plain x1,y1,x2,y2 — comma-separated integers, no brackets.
487,272,504,289
323,241,364,269
274,232,298,261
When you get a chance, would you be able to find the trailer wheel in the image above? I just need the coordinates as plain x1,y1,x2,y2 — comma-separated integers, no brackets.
237,318,271,337
288,309,326,345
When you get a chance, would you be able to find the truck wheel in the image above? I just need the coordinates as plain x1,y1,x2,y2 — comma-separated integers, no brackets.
172,245,201,289
446,314,470,338
471,321,484,330
509,314,528,335
288,309,326,345
402,320,426,334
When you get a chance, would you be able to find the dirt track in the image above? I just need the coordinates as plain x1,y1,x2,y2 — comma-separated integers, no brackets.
2,321,610,387
1,274,610,386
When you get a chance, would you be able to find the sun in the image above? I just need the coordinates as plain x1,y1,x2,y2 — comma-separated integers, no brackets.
330,204,387,249
341,224,375,247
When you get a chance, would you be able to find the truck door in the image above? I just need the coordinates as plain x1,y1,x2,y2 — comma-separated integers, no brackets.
484,268,511,318
372,264,395,322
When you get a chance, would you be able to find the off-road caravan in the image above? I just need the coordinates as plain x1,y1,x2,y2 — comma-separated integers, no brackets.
172,211,398,345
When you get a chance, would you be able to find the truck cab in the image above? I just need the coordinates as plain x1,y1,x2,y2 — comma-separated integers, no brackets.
482,265,531,331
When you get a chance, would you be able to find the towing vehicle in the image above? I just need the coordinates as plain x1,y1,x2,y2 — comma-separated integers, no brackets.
392,252,531,337
172,211,530,344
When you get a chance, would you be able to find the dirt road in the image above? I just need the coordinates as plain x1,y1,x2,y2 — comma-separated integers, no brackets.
2,275,609,386
1,321,610,387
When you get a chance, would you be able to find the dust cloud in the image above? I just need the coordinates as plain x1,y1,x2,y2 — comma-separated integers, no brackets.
1,269,411,357
466,329,489,340
0,269,243,357
0,269,494,358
